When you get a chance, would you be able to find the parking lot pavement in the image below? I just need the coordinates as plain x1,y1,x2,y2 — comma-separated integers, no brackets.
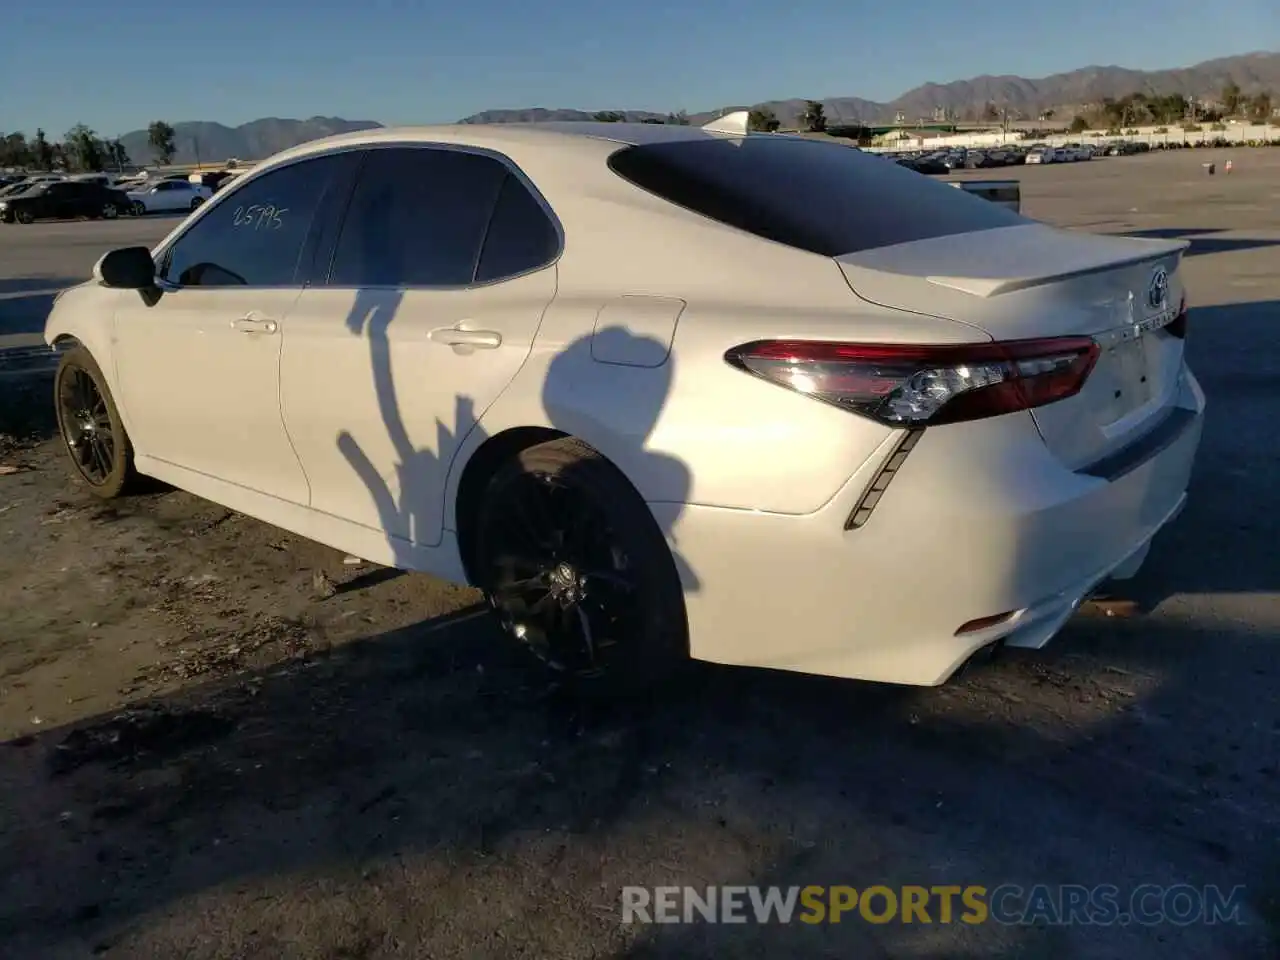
0,217,180,341
0,150,1278,959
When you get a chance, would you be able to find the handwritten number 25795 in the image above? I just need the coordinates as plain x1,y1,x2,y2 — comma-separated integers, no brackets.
232,204,287,230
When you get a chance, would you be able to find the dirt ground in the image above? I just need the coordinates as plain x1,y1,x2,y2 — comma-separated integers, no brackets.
2,150,1279,959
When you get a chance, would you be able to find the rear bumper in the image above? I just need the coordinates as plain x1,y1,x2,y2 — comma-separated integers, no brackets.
652,366,1205,686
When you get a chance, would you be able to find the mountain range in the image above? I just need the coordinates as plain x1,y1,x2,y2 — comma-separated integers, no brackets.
116,52,1279,165
117,117,381,167
459,51,1280,128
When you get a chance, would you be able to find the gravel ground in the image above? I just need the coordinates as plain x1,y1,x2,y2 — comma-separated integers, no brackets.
0,149,1278,959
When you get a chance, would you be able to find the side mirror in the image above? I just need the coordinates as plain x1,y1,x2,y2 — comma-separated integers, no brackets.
95,246,156,290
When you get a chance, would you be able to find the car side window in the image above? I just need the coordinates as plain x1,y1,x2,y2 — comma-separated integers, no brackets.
327,147,508,287
474,173,559,283
162,154,345,288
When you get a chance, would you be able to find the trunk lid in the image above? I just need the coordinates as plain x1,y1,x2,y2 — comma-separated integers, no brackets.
835,223,1189,469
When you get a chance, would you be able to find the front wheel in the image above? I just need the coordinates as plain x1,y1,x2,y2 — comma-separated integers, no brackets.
54,346,140,499
131,201,146,217
471,438,689,697
15,209,34,224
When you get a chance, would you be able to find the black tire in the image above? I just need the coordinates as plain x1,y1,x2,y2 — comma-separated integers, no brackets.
15,209,33,224
190,197,204,211
472,437,689,698
131,201,146,217
102,202,119,219
54,346,139,499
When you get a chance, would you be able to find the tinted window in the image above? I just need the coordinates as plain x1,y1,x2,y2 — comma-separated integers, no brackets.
607,137,1025,257
163,154,343,287
328,147,507,287
474,174,559,283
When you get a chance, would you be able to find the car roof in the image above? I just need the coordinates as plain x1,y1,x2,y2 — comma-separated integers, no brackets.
267,120,755,168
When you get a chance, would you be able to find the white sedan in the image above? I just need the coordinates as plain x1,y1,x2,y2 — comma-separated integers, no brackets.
126,179,212,215
43,118,1204,695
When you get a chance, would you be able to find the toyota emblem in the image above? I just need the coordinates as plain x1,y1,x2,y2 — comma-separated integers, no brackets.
1147,267,1169,310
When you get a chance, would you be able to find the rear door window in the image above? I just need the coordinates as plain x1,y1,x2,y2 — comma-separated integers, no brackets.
327,147,509,288
474,173,560,283
606,136,1025,256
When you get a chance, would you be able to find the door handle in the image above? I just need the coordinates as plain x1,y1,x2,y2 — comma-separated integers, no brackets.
231,315,278,334
428,326,502,349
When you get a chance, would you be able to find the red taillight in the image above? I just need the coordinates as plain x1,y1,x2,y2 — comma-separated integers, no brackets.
1166,295,1188,340
724,336,1101,427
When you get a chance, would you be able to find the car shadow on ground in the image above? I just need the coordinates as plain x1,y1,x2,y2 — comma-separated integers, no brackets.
1119,299,1279,609
2,594,1275,956
1120,228,1280,258
0,277,82,296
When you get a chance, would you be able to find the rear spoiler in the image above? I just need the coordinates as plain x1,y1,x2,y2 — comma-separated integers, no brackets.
949,179,1021,214
924,232,1190,298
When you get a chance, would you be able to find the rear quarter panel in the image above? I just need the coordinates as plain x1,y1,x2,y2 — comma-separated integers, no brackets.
446,181,991,519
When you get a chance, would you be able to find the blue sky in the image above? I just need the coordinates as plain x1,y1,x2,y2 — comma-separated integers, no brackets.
2,0,1276,136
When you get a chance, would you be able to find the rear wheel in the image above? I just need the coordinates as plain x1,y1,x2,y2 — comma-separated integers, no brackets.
472,438,689,697
131,201,146,217
15,209,34,224
102,202,119,219
190,197,204,211
54,346,139,499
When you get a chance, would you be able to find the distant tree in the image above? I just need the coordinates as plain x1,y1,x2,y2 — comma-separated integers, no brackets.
800,100,827,133
1069,115,1090,133
1146,93,1187,124
591,111,626,123
33,128,54,170
1248,91,1273,123
982,101,1001,122
65,124,104,172
106,138,130,169
746,108,780,132
1040,108,1056,120
0,132,32,168
148,120,176,164
1221,81,1243,116
640,118,664,124
665,110,690,125
49,141,68,170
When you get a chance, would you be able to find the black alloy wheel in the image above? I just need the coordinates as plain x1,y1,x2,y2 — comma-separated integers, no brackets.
474,438,688,696
54,346,138,498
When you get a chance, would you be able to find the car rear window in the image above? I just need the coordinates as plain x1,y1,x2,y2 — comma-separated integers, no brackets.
606,136,1024,257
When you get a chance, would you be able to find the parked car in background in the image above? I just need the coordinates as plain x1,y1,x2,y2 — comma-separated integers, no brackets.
1025,146,1060,164
0,179,129,223
189,170,240,192
45,120,1204,696
68,173,135,189
126,179,213,215
0,179,37,199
